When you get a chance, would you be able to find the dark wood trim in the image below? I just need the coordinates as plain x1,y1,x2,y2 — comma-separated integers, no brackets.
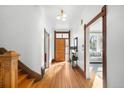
85,5,106,28
54,31,70,62
64,39,65,61
86,12,105,28
84,24,86,78
54,31,56,60
90,62,102,64
44,28,46,68
84,5,107,88
102,5,107,88
55,31,70,33
69,31,70,62
48,34,50,68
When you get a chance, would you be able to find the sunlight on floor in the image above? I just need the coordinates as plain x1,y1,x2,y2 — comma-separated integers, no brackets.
34,62,89,88
90,64,103,88
92,73,103,88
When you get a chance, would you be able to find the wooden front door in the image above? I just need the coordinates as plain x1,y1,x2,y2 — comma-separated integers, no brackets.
55,39,65,61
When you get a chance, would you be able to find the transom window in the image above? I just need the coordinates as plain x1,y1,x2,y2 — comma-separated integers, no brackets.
56,33,69,39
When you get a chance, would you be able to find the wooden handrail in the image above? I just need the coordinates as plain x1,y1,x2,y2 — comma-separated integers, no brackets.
0,51,19,88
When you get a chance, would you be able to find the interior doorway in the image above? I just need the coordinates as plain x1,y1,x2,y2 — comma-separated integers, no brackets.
44,28,50,68
84,6,107,88
89,18,103,87
54,31,70,62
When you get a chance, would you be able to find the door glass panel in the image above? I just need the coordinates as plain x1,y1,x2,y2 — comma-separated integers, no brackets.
56,33,62,38
65,39,69,47
63,33,69,38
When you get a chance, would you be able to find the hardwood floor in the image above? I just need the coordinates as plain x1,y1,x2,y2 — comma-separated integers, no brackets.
32,62,95,88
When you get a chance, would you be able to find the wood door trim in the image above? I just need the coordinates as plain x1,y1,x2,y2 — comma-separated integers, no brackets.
84,5,107,88
54,31,70,62
85,12,105,28
69,31,70,62
54,31,56,60
102,6,107,88
47,33,50,68
55,31,70,33
44,28,50,68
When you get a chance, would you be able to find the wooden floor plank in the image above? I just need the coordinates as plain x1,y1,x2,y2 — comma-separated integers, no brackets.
32,62,96,88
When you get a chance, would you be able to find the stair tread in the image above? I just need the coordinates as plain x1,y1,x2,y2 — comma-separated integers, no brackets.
18,74,28,84
19,78,35,88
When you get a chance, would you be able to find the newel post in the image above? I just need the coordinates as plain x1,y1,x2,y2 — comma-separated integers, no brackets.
0,51,19,88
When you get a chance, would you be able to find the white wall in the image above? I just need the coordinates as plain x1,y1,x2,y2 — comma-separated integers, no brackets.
70,19,84,71
107,6,124,88
0,6,51,74
71,5,102,71
49,28,54,62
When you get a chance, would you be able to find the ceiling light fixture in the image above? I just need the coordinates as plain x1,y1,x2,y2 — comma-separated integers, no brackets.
62,17,66,21
56,15,61,20
56,9,67,21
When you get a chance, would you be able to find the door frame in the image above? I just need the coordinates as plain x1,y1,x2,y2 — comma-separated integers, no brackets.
84,5,107,88
44,28,50,68
54,31,70,62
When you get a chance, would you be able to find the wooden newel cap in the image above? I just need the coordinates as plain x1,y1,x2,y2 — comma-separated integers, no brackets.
4,51,20,57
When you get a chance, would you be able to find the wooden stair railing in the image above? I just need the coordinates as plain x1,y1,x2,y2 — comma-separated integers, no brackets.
0,51,19,88
0,48,42,87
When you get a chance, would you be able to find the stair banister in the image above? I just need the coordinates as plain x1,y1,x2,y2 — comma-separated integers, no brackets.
0,51,19,88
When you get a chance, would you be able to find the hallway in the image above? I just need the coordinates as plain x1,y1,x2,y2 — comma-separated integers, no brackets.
32,62,94,88
1,5,124,88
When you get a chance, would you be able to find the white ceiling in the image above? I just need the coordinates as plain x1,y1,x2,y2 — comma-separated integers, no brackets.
42,5,85,30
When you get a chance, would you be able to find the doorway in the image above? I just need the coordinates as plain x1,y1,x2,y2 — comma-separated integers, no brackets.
54,31,70,62
84,6,107,87
44,28,50,68
89,18,103,87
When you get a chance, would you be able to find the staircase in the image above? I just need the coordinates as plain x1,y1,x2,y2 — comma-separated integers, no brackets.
18,68,35,88
0,48,42,88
